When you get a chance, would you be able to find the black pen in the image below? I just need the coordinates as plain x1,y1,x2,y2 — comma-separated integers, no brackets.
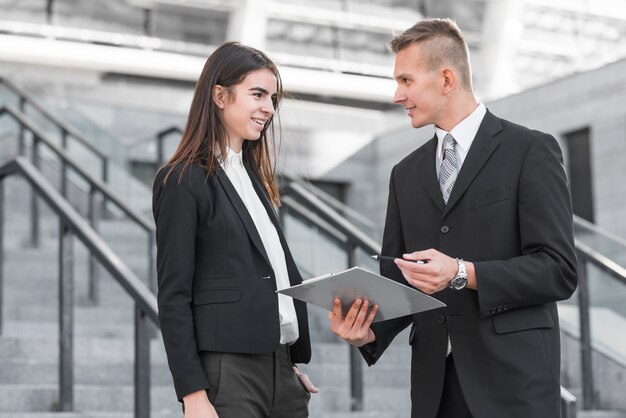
371,255,426,264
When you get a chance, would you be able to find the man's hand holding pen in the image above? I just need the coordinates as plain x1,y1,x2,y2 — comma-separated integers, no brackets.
328,298,378,347
394,249,476,294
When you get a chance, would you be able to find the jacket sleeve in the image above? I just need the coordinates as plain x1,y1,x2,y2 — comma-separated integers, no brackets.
360,165,413,365
474,133,578,318
153,166,209,401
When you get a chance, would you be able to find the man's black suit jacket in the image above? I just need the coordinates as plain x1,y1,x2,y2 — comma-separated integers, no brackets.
153,162,311,401
361,110,578,417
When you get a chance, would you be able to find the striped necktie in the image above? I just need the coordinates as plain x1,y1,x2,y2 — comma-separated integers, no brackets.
439,133,458,205
439,133,457,357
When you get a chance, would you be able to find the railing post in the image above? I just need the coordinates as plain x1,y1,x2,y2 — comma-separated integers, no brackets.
87,186,100,304
59,221,74,411
60,128,69,198
148,232,156,295
135,305,151,418
143,7,155,37
0,180,4,336
347,243,364,411
146,231,158,339
101,157,108,219
30,136,40,247
18,97,26,156
156,132,165,169
577,251,595,410
561,386,578,418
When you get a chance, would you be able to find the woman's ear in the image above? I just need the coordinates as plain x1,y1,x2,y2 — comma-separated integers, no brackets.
212,85,226,109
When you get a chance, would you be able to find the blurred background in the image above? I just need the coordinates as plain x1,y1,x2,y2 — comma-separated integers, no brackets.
0,1,625,417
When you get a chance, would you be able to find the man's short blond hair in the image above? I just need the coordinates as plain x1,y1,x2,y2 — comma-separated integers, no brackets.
390,18,472,89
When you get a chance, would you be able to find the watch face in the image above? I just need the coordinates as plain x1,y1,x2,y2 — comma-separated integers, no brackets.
450,276,468,290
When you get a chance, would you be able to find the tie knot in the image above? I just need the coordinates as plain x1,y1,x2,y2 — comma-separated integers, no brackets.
443,133,456,152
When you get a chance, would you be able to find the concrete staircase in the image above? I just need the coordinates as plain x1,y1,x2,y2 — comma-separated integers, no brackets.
2,136,624,417
0,174,413,417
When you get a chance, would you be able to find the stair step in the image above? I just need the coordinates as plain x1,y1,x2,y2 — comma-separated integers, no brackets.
0,359,172,385
0,384,409,414
578,411,626,418
0,410,405,418
0,414,175,418
308,387,411,415
319,413,405,418
0,384,178,413
298,363,410,387
0,335,167,363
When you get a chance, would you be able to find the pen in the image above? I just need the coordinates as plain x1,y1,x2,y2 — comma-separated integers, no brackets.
371,255,426,264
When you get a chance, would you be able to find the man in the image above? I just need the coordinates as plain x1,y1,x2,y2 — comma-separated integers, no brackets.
330,18,578,417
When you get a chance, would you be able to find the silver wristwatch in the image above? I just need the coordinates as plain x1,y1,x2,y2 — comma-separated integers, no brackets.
449,258,468,290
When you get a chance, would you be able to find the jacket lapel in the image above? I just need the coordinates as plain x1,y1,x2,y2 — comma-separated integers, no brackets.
245,163,303,286
244,163,281,229
418,135,445,210
215,167,272,267
442,110,503,217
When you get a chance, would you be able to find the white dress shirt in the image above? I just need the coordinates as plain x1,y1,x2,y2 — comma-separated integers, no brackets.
435,103,487,177
220,148,299,345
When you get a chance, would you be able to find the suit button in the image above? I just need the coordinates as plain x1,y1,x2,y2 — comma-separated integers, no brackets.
490,307,497,314
440,225,450,234
438,315,446,324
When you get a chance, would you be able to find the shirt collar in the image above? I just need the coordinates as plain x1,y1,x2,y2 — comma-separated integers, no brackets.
224,147,244,167
435,102,486,157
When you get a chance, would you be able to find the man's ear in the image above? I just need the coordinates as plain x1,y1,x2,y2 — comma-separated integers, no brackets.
212,85,226,109
441,68,456,94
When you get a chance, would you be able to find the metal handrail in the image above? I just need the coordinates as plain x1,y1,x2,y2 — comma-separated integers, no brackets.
574,214,626,249
128,125,182,169
281,180,378,411
574,238,626,411
302,183,378,232
576,240,626,285
155,126,182,168
280,173,378,233
131,125,183,147
0,77,109,182
0,105,156,301
283,180,380,255
281,195,348,245
0,156,158,417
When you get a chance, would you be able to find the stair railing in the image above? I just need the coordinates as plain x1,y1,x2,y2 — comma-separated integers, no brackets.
0,156,157,418
0,105,156,302
290,178,379,236
573,227,626,411
129,125,183,170
281,181,379,412
0,77,109,186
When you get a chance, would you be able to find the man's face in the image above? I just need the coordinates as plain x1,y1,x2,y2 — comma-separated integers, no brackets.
392,43,444,129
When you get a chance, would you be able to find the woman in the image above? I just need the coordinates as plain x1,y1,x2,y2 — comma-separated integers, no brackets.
152,42,317,418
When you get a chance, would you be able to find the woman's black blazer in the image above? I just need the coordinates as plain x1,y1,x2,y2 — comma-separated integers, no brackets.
152,162,311,401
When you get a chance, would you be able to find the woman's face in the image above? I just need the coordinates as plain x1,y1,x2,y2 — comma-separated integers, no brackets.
217,68,277,152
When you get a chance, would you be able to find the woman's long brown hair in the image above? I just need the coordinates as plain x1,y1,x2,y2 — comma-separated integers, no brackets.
161,42,283,205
